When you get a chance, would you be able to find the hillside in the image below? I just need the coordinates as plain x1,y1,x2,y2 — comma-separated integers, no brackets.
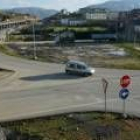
4,7,58,19
80,0,140,12
0,11,28,21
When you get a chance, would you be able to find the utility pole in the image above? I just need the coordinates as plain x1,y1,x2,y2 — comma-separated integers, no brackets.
134,32,136,48
6,30,9,42
33,21,37,60
116,19,118,42
102,78,109,119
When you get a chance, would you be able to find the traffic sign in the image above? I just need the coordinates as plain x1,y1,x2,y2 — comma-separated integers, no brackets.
102,78,109,94
119,88,130,100
120,75,131,88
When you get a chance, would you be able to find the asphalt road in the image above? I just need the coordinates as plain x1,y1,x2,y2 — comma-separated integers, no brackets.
0,52,140,122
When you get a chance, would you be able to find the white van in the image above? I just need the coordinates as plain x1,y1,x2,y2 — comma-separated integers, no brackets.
65,60,95,76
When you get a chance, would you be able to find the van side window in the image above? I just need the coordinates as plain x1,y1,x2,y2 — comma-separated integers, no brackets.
69,63,76,69
77,64,86,70
81,66,86,70
77,64,82,69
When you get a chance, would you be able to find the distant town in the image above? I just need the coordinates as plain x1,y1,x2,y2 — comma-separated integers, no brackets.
0,7,140,43
43,8,140,43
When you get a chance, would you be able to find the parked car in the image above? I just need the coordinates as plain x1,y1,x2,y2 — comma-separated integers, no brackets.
65,60,95,76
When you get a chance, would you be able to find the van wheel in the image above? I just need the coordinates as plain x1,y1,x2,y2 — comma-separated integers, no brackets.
83,73,90,77
83,73,87,77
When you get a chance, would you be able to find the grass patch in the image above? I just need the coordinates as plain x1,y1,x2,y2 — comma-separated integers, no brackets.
1,112,140,140
81,55,140,70
105,58,140,70
115,43,140,59
107,42,140,70
0,44,19,57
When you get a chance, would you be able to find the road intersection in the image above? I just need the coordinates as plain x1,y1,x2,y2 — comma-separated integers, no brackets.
0,52,140,122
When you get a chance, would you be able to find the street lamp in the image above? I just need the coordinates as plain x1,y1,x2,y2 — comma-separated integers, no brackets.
134,29,136,48
6,30,9,42
33,21,37,60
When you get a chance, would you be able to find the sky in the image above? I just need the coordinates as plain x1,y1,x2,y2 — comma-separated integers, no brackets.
0,0,111,11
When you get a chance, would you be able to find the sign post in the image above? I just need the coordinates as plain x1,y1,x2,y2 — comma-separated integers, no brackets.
123,99,126,118
102,78,109,117
119,75,131,118
119,88,130,118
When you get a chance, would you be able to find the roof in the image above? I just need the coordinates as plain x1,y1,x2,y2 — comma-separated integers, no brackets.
68,60,87,66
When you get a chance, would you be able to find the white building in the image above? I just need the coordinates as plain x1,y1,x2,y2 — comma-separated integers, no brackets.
85,12,118,20
61,19,69,25
134,25,140,32
107,13,119,20
61,19,86,26
60,9,70,15
85,13,108,20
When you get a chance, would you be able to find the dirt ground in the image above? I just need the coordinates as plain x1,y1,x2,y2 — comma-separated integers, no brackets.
4,43,140,70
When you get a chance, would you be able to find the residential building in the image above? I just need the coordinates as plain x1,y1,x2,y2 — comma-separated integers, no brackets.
60,18,86,26
85,13,108,20
79,8,118,21
107,13,119,20
85,12,118,21
60,9,70,15
118,9,140,41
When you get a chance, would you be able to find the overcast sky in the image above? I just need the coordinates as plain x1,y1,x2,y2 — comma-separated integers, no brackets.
0,0,111,11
